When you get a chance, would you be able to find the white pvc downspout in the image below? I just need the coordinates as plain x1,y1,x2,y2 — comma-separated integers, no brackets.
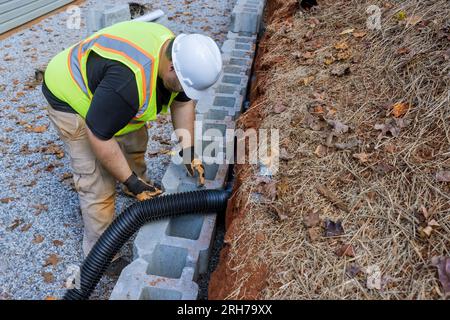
133,10,165,22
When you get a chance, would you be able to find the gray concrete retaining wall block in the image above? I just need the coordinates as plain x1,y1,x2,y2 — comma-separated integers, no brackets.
87,9,104,35
113,0,266,300
87,5,131,36
133,212,217,277
103,5,131,28
110,258,198,300
196,93,243,118
230,0,266,34
227,31,258,44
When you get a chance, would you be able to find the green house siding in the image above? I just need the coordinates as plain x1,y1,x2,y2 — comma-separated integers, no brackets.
0,0,74,34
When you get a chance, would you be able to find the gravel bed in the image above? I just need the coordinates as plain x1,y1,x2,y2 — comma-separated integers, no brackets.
0,0,235,300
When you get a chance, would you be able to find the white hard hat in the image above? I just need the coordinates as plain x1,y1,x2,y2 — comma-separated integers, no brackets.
172,34,223,100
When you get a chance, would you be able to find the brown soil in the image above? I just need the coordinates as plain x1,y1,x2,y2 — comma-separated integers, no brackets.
209,0,450,300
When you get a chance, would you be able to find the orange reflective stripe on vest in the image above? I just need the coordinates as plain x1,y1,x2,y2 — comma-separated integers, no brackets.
68,34,155,119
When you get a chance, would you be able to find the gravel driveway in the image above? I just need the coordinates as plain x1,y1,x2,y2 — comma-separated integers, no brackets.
0,0,235,300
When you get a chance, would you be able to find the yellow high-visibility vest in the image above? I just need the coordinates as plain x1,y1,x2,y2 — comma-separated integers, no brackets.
44,21,178,135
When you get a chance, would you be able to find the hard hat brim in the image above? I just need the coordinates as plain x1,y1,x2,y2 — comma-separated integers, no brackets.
180,83,213,101
172,33,222,101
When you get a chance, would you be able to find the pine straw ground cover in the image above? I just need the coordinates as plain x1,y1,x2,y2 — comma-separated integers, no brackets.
210,0,450,299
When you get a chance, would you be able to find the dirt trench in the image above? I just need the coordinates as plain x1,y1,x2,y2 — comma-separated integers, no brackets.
208,0,299,300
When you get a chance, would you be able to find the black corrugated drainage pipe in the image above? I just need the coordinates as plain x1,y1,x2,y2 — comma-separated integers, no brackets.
64,189,231,300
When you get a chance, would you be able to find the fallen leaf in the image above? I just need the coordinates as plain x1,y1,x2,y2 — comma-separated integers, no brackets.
153,135,171,145
304,211,320,228
336,244,355,257
353,152,370,163
273,101,286,113
396,47,410,55
324,56,336,65
7,218,24,231
312,105,326,115
20,223,32,232
26,125,47,133
331,63,351,76
0,197,15,204
42,272,54,283
317,185,349,212
41,144,65,159
384,144,396,154
308,17,320,27
420,205,431,220
420,219,440,238
431,256,450,296
44,296,58,300
32,234,44,244
269,203,288,221
303,113,322,131
23,180,36,187
302,51,315,59
326,119,349,134
256,177,277,201
0,291,12,300
395,10,407,21
314,145,327,158
406,15,422,26
324,219,345,237
353,31,367,38
346,264,362,278
18,107,29,114
277,180,289,194
339,28,355,35
392,102,410,117
52,240,64,247
335,139,361,150
299,76,315,86
374,118,408,139
60,173,73,181
43,254,60,267
373,162,395,175
308,227,321,242
337,50,353,61
255,233,266,243
148,149,160,157
444,49,450,61
334,41,349,50
436,171,450,182
32,204,48,215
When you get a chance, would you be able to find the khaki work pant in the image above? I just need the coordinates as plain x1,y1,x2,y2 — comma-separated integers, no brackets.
47,105,149,257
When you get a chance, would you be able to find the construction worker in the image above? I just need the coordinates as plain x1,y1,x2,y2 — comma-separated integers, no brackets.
41,21,223,257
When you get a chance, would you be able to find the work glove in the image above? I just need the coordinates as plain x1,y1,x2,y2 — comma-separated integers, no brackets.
180,146,205,187
123,172,162,201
